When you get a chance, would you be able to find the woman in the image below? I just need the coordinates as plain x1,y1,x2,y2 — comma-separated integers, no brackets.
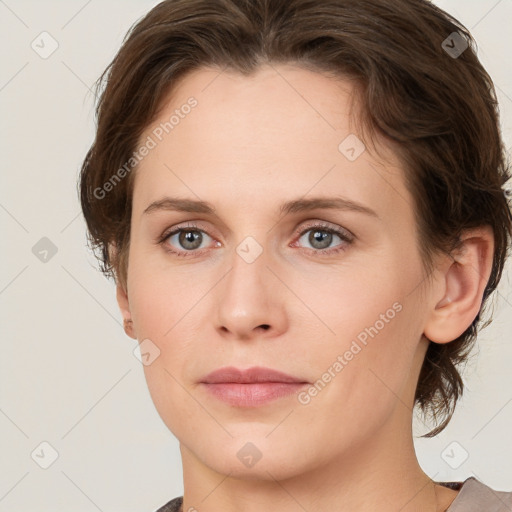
79,0,512,510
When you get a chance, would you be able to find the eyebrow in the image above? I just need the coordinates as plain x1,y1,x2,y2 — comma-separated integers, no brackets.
142,196,379,218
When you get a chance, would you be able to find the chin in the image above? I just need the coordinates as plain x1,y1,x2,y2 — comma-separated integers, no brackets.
190,433,317,481
205,453,306,482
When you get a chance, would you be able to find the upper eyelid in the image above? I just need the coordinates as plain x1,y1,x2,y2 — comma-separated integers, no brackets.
297,220,354,239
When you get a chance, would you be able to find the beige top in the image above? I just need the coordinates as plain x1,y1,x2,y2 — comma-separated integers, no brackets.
155,477,512,512
445,477,512,511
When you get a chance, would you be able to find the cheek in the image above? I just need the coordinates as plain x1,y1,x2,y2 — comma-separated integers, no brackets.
126,254,210,391
295,263,423,414
292,263,408,349
141,362,208,447
127,250,199,338
293,309,421,457
127,269,203,437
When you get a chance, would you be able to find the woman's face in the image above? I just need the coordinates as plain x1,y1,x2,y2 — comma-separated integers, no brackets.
122,64,434,479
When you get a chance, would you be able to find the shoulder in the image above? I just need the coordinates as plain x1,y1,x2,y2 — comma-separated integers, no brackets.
447,477,512,511
154,496,183,512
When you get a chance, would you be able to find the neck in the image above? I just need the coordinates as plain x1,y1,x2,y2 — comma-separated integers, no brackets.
179,410,450,512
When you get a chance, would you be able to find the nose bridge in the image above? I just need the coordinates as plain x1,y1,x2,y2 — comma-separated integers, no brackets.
214,233,286,338
223,234,270,311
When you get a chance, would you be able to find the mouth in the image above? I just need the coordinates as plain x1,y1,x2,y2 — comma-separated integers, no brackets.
199,366,309,407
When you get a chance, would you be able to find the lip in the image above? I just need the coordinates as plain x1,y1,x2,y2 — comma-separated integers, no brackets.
201,366,306,384
200,366,309,407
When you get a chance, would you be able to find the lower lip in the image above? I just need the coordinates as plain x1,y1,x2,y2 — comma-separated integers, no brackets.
200,382,308,407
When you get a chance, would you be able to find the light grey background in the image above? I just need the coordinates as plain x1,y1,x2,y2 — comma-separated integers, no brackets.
1,1,511,511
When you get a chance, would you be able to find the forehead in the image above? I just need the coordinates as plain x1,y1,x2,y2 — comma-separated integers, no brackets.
132,64,410,221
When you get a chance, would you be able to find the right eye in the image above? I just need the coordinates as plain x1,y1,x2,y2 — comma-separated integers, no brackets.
159,222,220,257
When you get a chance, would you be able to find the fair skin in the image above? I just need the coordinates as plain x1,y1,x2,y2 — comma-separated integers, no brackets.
116,64,494,512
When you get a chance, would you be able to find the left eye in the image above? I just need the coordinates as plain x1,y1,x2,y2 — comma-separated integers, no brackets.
296,226,349,252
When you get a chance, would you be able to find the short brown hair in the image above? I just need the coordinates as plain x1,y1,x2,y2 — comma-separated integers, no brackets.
79,0,512,436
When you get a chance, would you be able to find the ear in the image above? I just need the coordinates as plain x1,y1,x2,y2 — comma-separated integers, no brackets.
110,241,137,340
424,226,494,344
117,282,137,339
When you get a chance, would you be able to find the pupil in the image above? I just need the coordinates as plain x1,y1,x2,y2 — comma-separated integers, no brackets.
310,230,331,249
180,230,201,249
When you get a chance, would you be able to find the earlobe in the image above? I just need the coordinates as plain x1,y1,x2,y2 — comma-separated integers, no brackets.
424,226,494,344
110,241,137,340
116,283,137,339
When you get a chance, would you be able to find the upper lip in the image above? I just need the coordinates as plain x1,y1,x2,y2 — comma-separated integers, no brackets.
201,366,307,384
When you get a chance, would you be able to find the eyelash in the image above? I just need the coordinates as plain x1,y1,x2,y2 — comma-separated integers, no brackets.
157,221,354,258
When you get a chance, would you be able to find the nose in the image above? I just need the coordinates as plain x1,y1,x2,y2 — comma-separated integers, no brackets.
214,241,288,342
